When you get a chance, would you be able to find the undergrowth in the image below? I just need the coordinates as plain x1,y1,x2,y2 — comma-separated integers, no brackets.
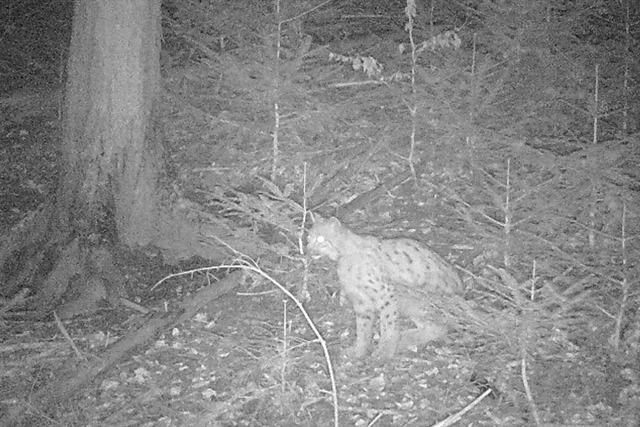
2,0,639,425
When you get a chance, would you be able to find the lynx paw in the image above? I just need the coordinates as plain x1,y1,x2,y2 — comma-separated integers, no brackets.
371,347,396,361
371,340,398,361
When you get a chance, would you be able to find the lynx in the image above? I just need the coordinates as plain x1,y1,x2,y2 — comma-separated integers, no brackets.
307,216,462,360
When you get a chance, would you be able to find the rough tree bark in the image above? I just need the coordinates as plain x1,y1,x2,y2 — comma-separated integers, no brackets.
59,0,163,249
32,0,167,317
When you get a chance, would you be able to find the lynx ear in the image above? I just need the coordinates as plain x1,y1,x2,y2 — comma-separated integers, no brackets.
328,217,341,226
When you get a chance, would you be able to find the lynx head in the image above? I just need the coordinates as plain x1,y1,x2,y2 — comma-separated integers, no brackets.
306,216,342,261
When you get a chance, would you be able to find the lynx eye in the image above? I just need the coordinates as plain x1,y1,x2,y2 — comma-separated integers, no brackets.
316,235,325,243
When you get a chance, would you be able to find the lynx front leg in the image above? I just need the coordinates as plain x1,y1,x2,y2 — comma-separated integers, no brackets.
373,298,400,360
344,309,374,359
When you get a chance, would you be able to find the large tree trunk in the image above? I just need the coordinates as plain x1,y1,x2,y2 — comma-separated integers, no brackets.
58,0,255,265
59,0,161,246
1,0,264,319
20,0,167,318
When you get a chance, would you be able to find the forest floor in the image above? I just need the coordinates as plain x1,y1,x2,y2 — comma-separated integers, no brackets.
2,1,640,423
1,102,637,426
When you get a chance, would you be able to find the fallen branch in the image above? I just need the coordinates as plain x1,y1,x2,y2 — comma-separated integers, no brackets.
0,270,241,426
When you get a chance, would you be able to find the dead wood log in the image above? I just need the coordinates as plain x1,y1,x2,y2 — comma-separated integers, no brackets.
0,270,241,426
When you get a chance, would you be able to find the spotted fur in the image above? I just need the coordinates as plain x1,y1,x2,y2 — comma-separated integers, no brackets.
307,216,462,360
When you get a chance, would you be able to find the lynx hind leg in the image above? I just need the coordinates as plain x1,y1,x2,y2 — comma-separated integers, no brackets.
398,323,447,351
399,300,447,351
344,309,375,359
372,297,400,360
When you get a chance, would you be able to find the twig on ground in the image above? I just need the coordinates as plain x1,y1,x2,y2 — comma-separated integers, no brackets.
430,388,493,427
53,311,85,361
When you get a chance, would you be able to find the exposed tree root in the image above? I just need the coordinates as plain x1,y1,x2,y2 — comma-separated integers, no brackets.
0,202,55,297
0,197,264,320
